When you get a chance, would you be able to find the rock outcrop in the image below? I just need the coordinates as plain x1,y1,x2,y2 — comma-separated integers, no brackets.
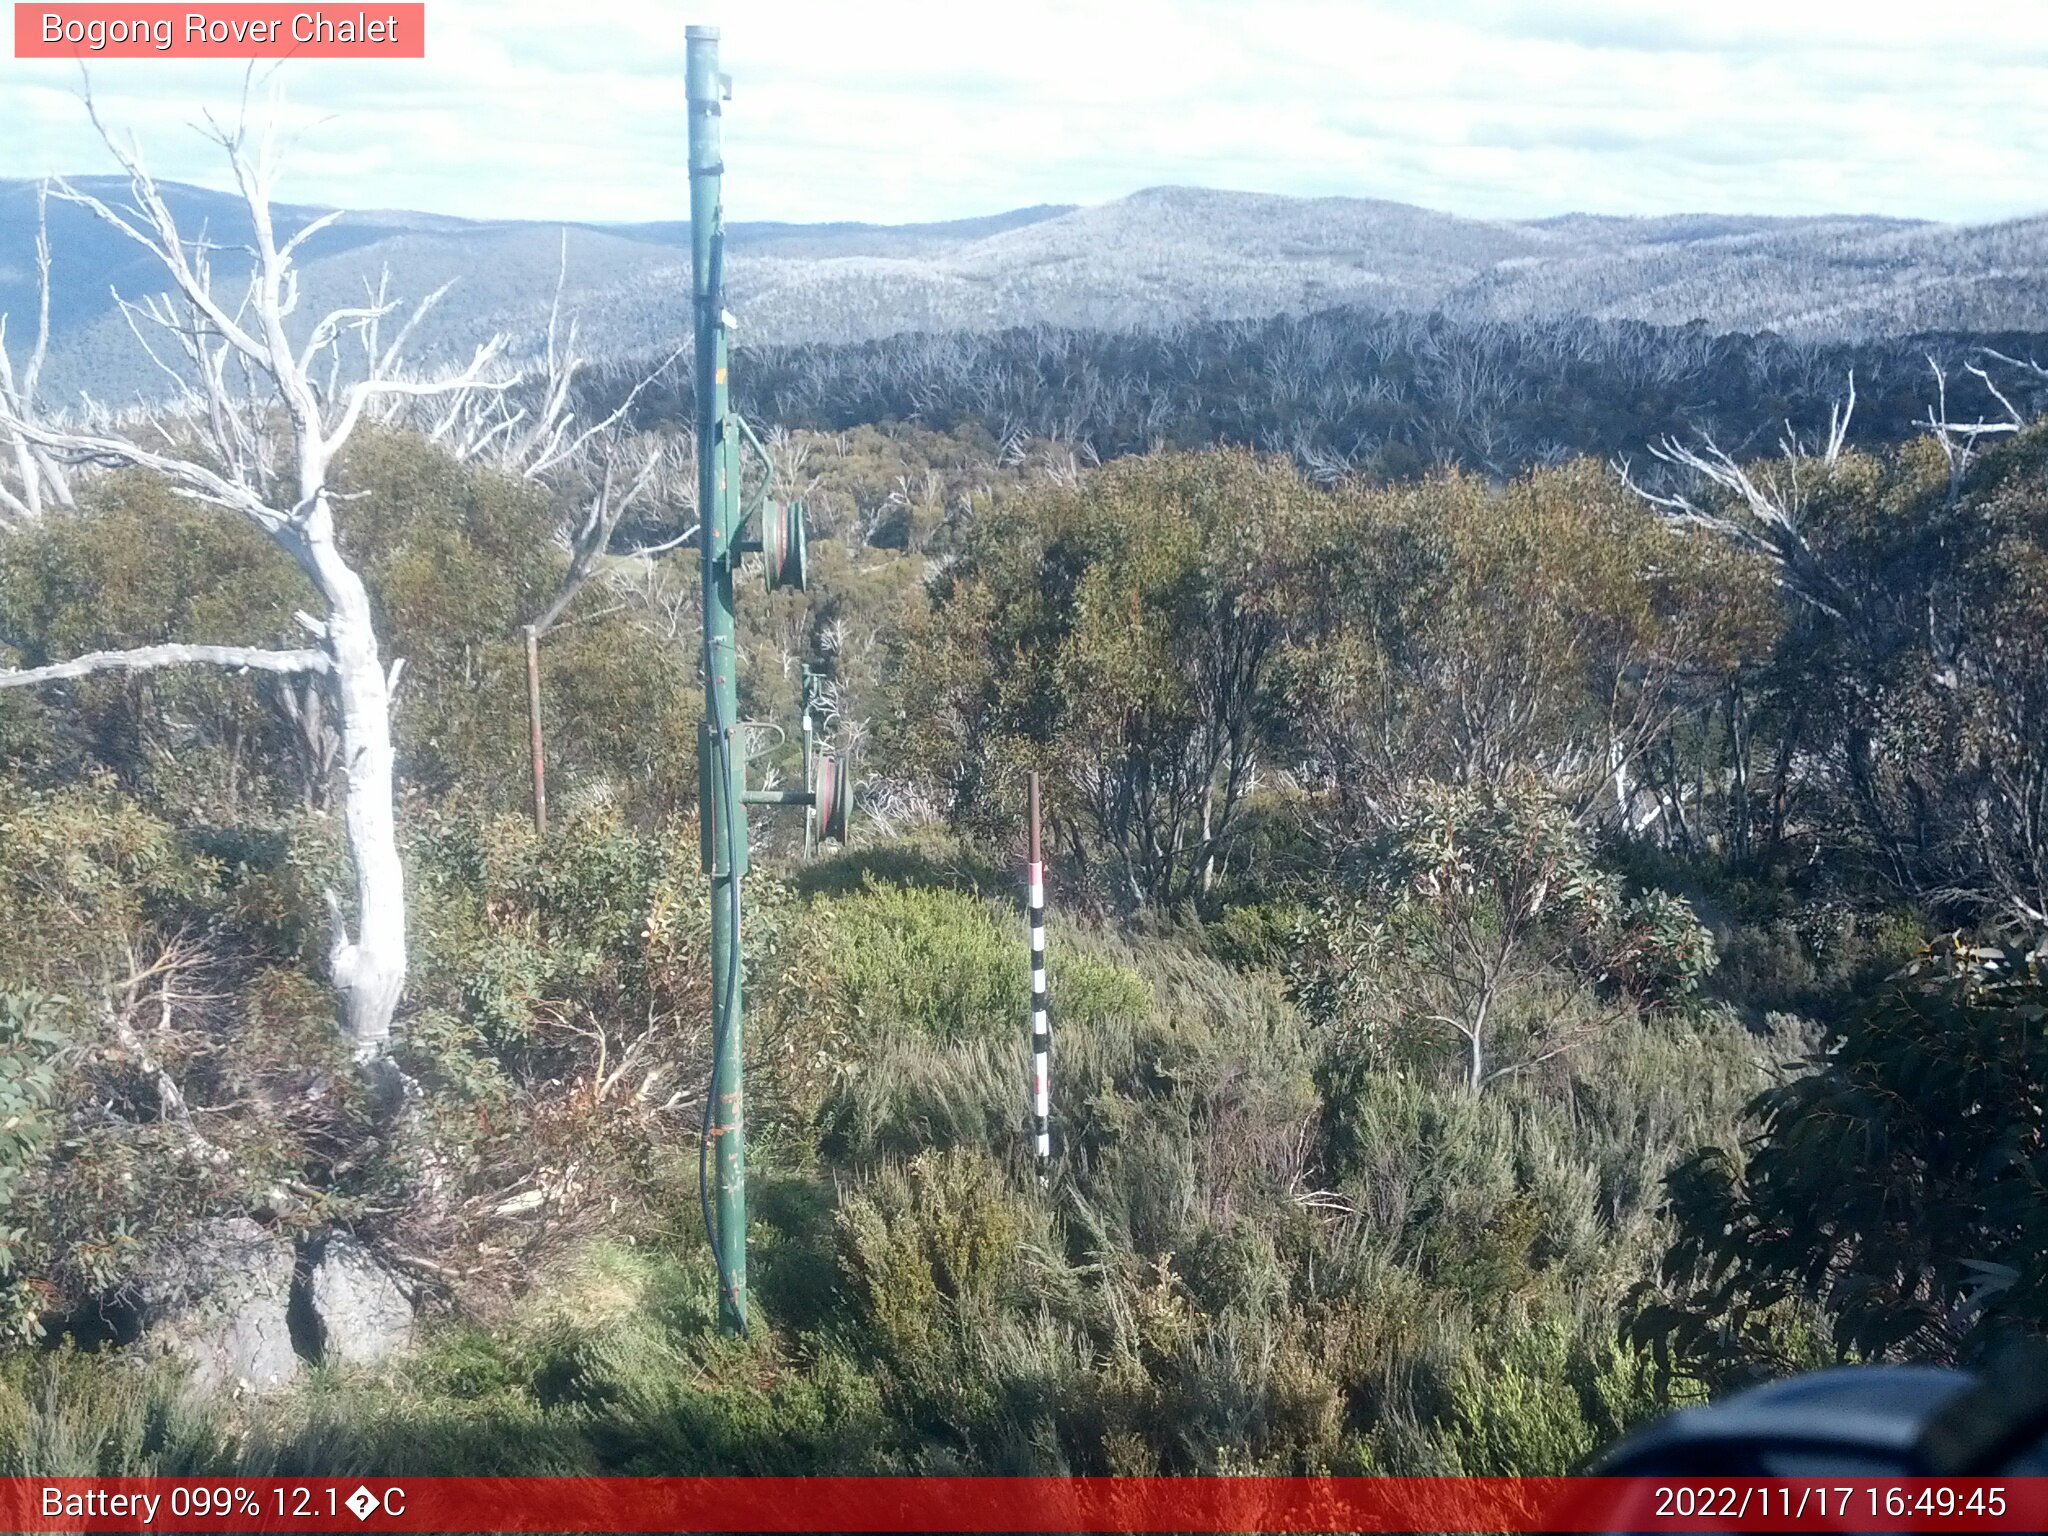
131,1216,300,1395
306,1233,415,1366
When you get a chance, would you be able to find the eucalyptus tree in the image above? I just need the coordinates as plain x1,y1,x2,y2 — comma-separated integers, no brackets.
927,448,1313,907
1625,365,2048,924
1278,461,1772,840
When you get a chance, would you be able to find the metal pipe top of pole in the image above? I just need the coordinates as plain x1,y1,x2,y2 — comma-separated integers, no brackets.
685,27,725,110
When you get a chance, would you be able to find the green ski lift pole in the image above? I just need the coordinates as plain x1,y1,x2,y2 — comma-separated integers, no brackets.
688,24,748,1336
687,26,847,1335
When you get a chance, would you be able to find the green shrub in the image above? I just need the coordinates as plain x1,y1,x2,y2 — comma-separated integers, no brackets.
0,992,65,1338
1711,902,1929,1019
1432,1318,1665,1475
1205,899,1309,971
0,777,223,993
805,879,1148,1045
0,1350,235,1474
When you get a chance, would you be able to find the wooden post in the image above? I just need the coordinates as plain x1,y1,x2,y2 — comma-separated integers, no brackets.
1028,772,1050,1170
524,623,547,835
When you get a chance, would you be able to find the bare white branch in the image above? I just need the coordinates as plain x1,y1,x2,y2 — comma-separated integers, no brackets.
1616,372,1861,621
1924,356,2021,500
0,412,295,537
0,643,330,689
326,333,513,453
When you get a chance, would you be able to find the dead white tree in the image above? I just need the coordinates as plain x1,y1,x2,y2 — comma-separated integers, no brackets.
0,95,513,1063
435,241,695,832
1616,374,1859,621
1925,355,2024,501
0,185,76,524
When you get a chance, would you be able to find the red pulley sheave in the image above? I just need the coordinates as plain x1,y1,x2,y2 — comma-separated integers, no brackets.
761,500,808,593
814,749,853,844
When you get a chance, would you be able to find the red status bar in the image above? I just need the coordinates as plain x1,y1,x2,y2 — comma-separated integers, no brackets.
0,1476,2044,1533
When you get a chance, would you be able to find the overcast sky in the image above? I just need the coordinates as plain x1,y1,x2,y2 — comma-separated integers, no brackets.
5,0,2044,227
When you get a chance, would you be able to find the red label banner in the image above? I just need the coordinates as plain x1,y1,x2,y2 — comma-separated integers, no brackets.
0,1477,2042,1533
13,4,425,57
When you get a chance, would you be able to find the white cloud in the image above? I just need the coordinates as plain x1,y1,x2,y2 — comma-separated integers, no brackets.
0,0,2039,224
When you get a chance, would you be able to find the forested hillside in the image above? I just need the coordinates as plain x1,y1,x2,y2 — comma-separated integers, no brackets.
12,177,2048,401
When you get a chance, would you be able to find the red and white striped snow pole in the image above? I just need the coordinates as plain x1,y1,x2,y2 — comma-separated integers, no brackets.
1027,771,1051,1169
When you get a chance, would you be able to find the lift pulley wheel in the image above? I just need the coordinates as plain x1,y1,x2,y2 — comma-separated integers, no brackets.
762,500,809,593
814,750,853,844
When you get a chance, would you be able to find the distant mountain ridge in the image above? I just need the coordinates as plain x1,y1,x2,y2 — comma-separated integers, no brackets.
3,176,2044,404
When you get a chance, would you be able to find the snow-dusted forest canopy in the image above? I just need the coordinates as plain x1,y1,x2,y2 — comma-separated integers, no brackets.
10,177,2048,398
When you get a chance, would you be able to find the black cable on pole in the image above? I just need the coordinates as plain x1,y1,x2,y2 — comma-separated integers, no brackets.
698,675,745,1334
